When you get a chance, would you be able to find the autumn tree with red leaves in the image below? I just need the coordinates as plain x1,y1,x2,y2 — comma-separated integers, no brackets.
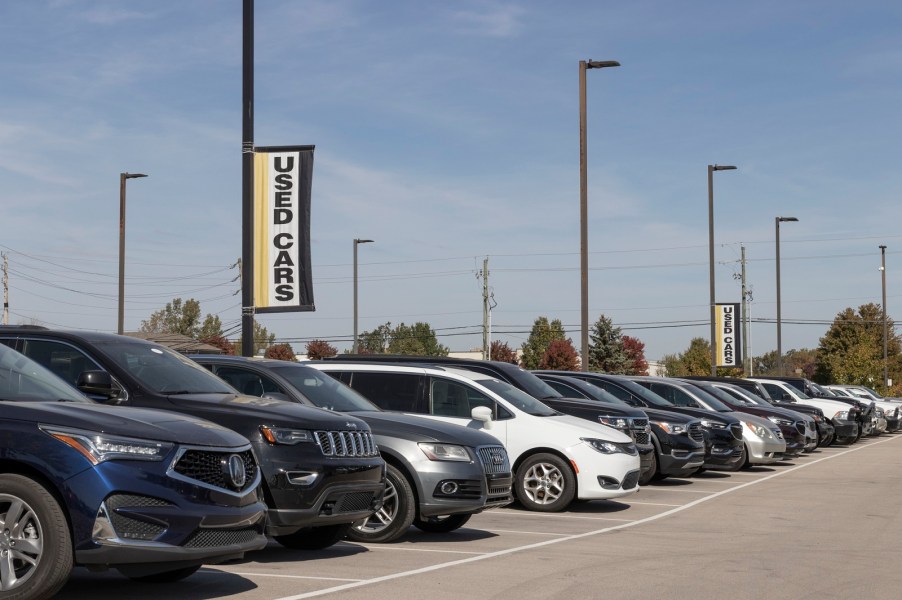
264,343,297,361
490,340,518,364
539,339,580,371
306,339,338,360
622,335,649,375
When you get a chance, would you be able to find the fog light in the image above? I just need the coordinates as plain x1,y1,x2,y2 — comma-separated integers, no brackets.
440,481,459,495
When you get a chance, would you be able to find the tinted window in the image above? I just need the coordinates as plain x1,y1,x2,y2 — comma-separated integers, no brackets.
273,365,378,412
20,339,101,387
347,372,422,412
543,379,585,398
0,344,90,403
214,366,280,396
478,379,556,416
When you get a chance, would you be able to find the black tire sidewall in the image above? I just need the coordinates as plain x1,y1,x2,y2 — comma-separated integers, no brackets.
346,464,415,543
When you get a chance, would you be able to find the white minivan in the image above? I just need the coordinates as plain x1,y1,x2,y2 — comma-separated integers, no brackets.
310,362,641,512
748,378,861,444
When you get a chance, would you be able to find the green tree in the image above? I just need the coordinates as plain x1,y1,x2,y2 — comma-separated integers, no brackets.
815,304,901,393
587,314,628,373
233,321,277,356
356,323,392,354
141,298,202,336
752,350,779,376
387,322,449,356
490,340,518,364
199,314,223,339
539,339,580,371
521,317,567,369
663,338,712,376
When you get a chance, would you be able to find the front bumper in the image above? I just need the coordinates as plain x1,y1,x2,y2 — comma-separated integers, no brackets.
746,435,786,465
570,443,641,500
831,419,860,442
702,428,744,470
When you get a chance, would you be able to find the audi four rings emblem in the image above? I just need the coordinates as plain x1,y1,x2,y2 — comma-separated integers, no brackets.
225,454,247,489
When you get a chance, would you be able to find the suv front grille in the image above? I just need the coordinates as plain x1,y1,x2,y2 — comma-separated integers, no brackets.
688,422,705,442
631,418,649,430
730,423,743,440
183,526,261,548
634,431,650,444
477,445,511,474
173,448,258,492
315,430,379,457
794,421,806,435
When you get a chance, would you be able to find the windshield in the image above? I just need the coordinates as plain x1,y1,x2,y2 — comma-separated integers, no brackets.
690,383,739,411
274,365,379,412
96,341,236,394
478,379,558,416
507,367,562,399
714,384,760,407
611,376,674,407
567,379,630,407
0,344,91,403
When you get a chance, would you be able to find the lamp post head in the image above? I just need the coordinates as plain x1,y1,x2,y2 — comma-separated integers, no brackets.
776,216,799,223
123,172,148,179
354,239,374,245
880,245,887,251
710,165,737,171
585,60,620,69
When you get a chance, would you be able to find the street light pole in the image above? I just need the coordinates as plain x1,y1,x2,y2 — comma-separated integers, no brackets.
880,245,888,388
579,58,619,372
118,172,148,335
707,164,737,375
775,216,798,376
353,239,374,354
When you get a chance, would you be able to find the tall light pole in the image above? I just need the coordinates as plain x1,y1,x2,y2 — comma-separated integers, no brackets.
579,58,620,371
775,216,798,375
353,238,374,354
707,164,737,375
880,245,888,388
118,172,148,335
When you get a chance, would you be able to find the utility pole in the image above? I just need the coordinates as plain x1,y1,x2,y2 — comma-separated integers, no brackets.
2,253,8,325
740,245,749,376
480,257,490,360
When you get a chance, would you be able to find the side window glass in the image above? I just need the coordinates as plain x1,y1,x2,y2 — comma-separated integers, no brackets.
348,372,421,412
649,383,677,404
20,339,98,387
545,380,577,397
213,366,281,397
429,378,497,419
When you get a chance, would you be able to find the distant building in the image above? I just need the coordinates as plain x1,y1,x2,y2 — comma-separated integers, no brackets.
125,332,225,355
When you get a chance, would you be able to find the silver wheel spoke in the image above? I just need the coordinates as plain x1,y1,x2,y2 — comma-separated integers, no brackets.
0,552,17,591
3,501,24,534
12,537,41,557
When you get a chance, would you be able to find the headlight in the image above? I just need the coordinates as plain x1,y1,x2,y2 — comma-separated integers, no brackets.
652,421,687,434
42,426,173,464
833,411,849,420
767,416,793,427
581,438,636,455
418,443,471,462
260,425,314,445
743,421,768,438
700,419,727,429
598,416,629,430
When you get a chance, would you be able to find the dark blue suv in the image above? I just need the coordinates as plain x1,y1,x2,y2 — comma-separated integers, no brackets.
0,343,267,598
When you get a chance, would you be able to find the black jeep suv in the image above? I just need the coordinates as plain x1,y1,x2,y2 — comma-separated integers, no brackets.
0,327,386,550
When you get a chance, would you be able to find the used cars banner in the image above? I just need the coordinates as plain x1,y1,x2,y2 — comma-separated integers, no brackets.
715,303,742,367
253,145,315,312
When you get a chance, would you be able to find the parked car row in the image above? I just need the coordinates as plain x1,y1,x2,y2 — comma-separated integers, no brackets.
1,326,891,598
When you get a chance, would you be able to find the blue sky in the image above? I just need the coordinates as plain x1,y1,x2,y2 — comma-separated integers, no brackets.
2,1,901,362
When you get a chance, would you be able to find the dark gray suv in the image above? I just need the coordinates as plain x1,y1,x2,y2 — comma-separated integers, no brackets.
192,355,513,543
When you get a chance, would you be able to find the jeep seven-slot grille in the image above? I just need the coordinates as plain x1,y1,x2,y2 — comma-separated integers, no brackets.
477,446,511,474
688,422,705,442
314,430,378,457
173,449,258,492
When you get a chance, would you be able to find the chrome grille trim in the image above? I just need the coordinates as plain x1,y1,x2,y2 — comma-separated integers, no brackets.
477,445,511,474
314,430,379,457
688,422,705,442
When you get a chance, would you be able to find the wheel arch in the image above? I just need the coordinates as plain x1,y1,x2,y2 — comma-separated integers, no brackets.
0,461,75,552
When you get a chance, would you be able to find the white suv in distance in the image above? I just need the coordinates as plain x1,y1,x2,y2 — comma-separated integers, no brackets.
309,362,641,512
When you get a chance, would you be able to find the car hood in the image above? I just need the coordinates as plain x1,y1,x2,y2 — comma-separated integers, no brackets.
734,404,811,423
3,402,250,447
661,406,740,424
544,396,647,418
163,393,371,431
350,411,503,446
632,406,696,423
538,412,633,443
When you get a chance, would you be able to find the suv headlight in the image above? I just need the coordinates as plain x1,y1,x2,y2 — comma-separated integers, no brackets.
598,416,629,430
743,420,768,438
581,438,637,455
42,426,173,464
767,416,793,427
652,421,687,434
418,443,471,462
260,425,314,445
700,419,727,429
833,411,849,420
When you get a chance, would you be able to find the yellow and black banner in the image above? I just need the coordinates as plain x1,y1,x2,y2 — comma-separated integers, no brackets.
714,303,741,367
253,145,315,313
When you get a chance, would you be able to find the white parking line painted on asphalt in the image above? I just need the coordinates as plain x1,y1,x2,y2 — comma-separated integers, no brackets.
639,488,721,493
622,501,682,507
340,545,486,555
205,570,364,583
478,529,569,536
491,511,635,523
274,434,900,600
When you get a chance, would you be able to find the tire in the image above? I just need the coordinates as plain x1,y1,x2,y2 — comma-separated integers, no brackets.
130,565,201,583
273,523,353,550
514,453,576,512
638,450,657,486
0,474,73,600
740,444,752,469
346,464,415,543
412,513,472,533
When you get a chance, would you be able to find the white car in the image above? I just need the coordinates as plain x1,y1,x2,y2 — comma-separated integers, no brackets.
748,378,862,444
825,385,900,433
309,362,641,511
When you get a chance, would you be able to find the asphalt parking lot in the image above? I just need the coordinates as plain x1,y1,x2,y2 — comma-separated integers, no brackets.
60,434,902,600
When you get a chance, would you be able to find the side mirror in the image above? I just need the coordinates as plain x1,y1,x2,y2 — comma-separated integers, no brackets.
471,405,494,429
76,370,116,399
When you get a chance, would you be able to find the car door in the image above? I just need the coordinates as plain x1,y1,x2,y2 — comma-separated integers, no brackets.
17,338,124,402
425,376,509,447
210,364,286,398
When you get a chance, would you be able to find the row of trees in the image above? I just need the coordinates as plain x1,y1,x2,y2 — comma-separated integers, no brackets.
141,298,901,395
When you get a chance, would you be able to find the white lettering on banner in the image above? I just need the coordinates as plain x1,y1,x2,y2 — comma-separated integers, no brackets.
271,154,298,304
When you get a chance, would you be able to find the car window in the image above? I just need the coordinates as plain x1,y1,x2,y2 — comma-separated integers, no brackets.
429,377,497,419
543,379,583,398
0,343,91,403
272,365,379,412
20,339,101,387
646,382,697,407
477,379,555,417
213,366,280,396
346,372,421,412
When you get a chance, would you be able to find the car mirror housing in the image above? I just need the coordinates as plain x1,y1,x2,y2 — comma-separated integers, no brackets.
77,370,115,399
471,405,494,429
